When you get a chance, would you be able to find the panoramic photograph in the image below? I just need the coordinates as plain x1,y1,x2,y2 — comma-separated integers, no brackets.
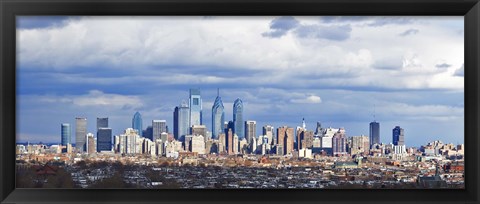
15,16,464,189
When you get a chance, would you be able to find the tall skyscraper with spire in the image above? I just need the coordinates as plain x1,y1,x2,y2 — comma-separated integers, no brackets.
212,88,225,139
233,98,244,139
189,88,203,126
132,111,143,136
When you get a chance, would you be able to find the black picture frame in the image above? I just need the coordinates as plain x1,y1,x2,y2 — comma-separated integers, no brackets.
1,0,479,203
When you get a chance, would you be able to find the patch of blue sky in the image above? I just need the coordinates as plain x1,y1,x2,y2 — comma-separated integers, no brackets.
17,16,76,29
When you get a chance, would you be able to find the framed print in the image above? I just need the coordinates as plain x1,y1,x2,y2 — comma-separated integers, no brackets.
1,0,480,204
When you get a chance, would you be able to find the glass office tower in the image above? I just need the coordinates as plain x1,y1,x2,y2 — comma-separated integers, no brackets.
233,98,244,139
174,101,190,141
189,88,203,126
97,128,112,152
61,123,71,146
369,121,380,147
132,112,143,136
212,89,225,139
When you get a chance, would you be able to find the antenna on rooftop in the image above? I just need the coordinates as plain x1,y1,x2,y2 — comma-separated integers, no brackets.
217,88,220,97
373,104,376,122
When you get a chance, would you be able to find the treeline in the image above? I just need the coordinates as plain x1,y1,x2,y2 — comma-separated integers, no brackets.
16,164,75,188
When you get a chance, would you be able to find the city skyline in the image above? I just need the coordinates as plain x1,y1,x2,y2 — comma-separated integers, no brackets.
16,16,464,146
17,88,463,147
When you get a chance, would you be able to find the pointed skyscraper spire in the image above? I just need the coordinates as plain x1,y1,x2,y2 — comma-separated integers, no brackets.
212,88,225,139
132,111,143,136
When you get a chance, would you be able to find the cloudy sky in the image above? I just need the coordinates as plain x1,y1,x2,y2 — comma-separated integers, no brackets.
16,16,464,147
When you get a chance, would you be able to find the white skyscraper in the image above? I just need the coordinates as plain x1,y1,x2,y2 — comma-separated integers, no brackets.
191,135,205,154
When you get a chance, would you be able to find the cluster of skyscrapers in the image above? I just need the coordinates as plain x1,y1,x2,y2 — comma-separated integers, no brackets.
61,117,113,154
59,88,408,158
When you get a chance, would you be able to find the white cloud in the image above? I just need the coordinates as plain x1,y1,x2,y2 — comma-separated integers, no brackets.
34,90,143,108
290,94,322,104
402,52,423,70
18,16,464,91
